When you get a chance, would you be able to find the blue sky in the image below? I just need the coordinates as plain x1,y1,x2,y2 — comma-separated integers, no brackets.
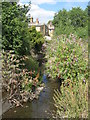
39,2,88,12
19,0,89,24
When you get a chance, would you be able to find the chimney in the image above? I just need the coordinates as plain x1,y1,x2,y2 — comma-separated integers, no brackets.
30,17,33,23
50,21,52,27
36,18,39,24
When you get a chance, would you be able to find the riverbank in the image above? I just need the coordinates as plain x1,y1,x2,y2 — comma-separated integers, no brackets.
2,82,45,115
2,38,60,118
2,39,48,117
2,75,59,118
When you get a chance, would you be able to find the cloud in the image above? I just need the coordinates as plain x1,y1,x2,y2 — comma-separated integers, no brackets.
31,0,56,4
27,4,55,24
19,0,56,4
19,0,30,4
18,0,55,24
17,1,29,6
19,0,89,5
18,0,88,24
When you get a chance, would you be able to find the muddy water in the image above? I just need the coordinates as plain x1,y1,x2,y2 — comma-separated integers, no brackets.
2,75,59,118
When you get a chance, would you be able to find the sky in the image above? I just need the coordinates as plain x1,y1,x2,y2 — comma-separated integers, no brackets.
18,0,89,24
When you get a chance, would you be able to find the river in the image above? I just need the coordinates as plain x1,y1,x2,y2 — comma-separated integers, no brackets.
2,42,60,118
2,75,59,118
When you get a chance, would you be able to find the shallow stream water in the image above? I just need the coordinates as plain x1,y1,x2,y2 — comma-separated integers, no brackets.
2,75,59,118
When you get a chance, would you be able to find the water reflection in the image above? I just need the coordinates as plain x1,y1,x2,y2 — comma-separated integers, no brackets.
43,74,47,83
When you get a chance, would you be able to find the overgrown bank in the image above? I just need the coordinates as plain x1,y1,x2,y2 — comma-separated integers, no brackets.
45,34,88,118
2,2,45,106
45,6,89,118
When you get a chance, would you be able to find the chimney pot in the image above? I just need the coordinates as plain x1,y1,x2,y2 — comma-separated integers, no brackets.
36,18,39,24
30,17,33,23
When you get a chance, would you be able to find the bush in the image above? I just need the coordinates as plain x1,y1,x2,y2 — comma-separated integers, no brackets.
2,2,31,55
53,79,88,118
2,50,41,106
74,26,88,40
45,34,88,118
54,24,74,37
29,27,44,52
25,56,39,71
45,34,88,81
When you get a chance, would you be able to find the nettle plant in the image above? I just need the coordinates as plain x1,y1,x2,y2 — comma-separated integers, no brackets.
46,34,88,82
2,50,40,106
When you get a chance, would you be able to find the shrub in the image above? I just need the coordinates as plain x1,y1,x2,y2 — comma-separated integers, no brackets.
25,56,39,72
29,27,44,52
2,50,40,106
53,79,88,118
45,34,88,118
2,2,31,55
74,26,88,40
45,34,88,81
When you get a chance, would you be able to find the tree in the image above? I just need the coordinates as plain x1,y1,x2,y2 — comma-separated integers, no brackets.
29,26,44,52
2,2,31,55
69,7,88,28
52,7,88,38
53,9,73,35
53,9,69,27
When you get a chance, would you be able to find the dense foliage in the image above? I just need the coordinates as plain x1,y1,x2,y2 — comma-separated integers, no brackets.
2,50,41,106
2,2,31,55
2,2,45,106
51,7,88,118
45,35,88,118
54,79,88,118
2,1,89,117
53,7,88,39
46,34,88,81
2,2,44,55
29,26,44,52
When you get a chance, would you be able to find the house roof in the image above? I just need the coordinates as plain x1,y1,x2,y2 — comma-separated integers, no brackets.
28,17,54,30
28,23,48,27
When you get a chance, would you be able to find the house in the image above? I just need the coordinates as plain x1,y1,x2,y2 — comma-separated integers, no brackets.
28,17,54,37
47,21,55,37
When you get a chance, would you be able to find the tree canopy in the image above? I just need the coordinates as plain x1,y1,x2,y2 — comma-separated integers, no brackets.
2,2,44,55
52,7,88,39
2,2,31,55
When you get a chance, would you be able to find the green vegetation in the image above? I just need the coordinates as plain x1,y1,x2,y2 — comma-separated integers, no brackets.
29,26,44,52
45,34,88,118
2,2,44,55
53,7,88,39
54,79,88,118
2,50,41,106
2,1,88,118
2,2,31,55
47,8,88,118
2,2,44,106
46,35,88,80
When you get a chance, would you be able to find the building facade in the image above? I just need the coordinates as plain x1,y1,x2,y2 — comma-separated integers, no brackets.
28,17,54,37
47,21,55,37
